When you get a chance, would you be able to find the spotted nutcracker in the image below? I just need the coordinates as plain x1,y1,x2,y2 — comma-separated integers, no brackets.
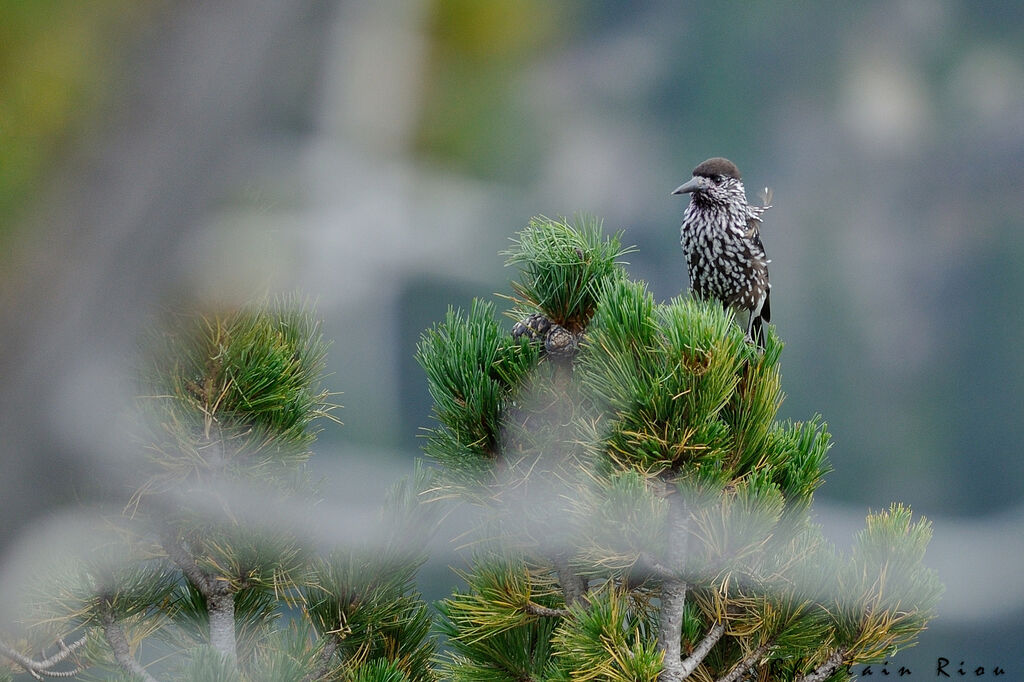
672,157,771,347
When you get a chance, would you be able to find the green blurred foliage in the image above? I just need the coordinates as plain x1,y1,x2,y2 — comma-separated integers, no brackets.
0,0,151,240
414,0,568,181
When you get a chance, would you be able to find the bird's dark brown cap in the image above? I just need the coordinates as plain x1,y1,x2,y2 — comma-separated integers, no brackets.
692,157,741,180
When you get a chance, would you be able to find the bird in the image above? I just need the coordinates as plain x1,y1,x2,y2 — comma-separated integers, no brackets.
672,157,771,347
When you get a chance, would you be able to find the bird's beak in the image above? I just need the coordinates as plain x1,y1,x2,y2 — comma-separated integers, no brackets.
671,177,701,195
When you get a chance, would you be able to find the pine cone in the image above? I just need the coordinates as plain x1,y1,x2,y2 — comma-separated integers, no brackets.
511,313,552,342
544,324,579,358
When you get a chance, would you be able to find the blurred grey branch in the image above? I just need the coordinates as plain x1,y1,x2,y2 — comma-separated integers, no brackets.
101,612,159,682
0,635,86,680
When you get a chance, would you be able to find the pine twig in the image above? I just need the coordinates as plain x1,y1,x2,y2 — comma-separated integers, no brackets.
635,552,674,581
27,636,86,671
158,525,213,596
795,649,846,682
301,634,339,682
525,602,571,618
714,640,773,682
678,623,726,679
0,636,86,680
102,611,160,682
553,556,589,607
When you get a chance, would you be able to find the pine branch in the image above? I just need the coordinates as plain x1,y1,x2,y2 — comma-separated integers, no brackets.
207,591,238,666
714,640,773,682
158,526,237,664
0,636,86,680
635,552,674,581
24,637,86,672
657,492,690,682
657,576,688,681
678,623,726,679
525,602,571,618
102,611,160,682
158,526,214,596
795,649,846,682
300,634,339,682
553,557,589,607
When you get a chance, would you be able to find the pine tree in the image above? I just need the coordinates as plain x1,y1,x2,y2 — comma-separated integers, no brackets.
0,219,942,682
417,216,942,682
0,299,437,682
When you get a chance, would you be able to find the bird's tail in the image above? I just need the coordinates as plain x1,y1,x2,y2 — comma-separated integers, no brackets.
750,314,767,349
749,291,771,349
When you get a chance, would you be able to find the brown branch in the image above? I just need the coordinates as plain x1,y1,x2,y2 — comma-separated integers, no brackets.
657,575,688,681
31,636,86,671
525,602,571,618
795,649,846,682
714,640,773,682
552,556,589,607
102,611,160,682
0,636,86,680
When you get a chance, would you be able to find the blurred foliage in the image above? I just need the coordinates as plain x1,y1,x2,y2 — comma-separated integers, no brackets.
0,0,153,242
3,300,439,680
414,0,568,181
135,298,338,502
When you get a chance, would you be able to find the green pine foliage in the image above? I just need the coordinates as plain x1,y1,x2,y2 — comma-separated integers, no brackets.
135,298,336,498
833,504,943,661
437,556,563,681
39,546,179,629
417,300,539,481
3,218,941,682
550,588,662,681
574,470,668,574
4,298,438,681
176,647,243,682
504,214,634,333
246,623,328,682
305,547,435,682
419,215,942,681
348,659,415,682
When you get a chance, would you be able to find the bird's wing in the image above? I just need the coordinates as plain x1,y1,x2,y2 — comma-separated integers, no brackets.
744,213,762,239
745,216,771,324
749,222,766,254
744,215,769,262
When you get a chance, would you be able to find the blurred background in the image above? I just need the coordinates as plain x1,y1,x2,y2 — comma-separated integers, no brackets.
2,0,1022,673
